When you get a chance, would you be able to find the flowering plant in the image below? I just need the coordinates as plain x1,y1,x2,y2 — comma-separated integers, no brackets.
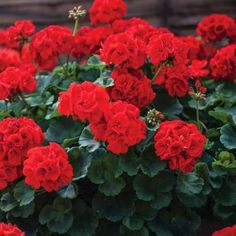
0,0,235,235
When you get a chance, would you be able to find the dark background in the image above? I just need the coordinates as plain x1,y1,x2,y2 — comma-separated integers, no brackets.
1,0,236,35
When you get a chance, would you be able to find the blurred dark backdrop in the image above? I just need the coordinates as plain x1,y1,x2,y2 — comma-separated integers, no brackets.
0,0,236,35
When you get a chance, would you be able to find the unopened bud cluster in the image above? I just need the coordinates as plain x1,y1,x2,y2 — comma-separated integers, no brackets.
188,80,207,101
146,109,165,127
69,6,86,20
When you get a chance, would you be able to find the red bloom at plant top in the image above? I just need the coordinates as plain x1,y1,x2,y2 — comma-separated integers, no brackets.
89,0,127,25
23,142,73,192
0,64,37,100
154,120,206,174
29,25,73,71
0,222,25,236
0,49,21,72
210,45,236,83
110,66,155,108
58,81,110,123
100,32,146,69
0,117,44,190
0,20,35,49
91,101,146,154
212,225,236,236
196,14,236,42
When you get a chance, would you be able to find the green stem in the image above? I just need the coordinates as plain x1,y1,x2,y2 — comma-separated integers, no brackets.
73,19,79,36
19,94,31,109
152,64,163,82
196,99,201,131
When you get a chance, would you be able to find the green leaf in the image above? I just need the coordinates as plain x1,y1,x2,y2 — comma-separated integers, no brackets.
120,226,149,236
122,216,144,231
214,185,236,206
140,151,167,177
11,202,35,218
68,147,93,181
95,70,114,88
87,55,106,70
133,171,175,201
216,83,236,103
58,183,78,199
69,200,98,236
177,192,206,207
177,173,204,195
220,124,236,149
79,126,101,153
153,93,183,119
213,203,236,220
119,153,140,176
13,181,35,206
92,192,134,222
151,192,172,210
0,192,18,212
39,198,73,234
99,177,126,196
46,117,83,143
148,219,173,236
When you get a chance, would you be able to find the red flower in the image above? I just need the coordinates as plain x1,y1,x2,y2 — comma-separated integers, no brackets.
101,32,146,69
89,0,127,25
72,26,113,58
0,64,37,100
210,45,236,82
212,225,236,236
0,223,25,236
0,117,44,189
23,142,73,192
91,101,146,154
147,33,189,66
58,82,110,123
29,26,73,71
0,49,21,73
154,66,190,97
0,21,35,50
188,60,209,79
110,66,155,108
196,14,236,42
154,120,206,174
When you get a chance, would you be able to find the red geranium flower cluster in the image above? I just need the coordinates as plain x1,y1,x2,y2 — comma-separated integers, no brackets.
91,101,146,154
0,222,25,236
196,14,236,42
58,82,146,154
154,120,206,174
23,142,73,192
0,49,21,73
28,25,73,71
109,66,155,108
147,32,189,66
72,26,113,58
89,0,127,25
210,45,236,83
58,81,110,123
0,20,35,49
100,32,146,69
0,64,37,100
212,225,236,236
0,117,44,189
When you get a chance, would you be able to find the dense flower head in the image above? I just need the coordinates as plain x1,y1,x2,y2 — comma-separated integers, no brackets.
29,25,73,71
0,49,21,72
210,45,236,82
212,225,236,236
0,20,35,49
0,222,25,236
110,66,155,108
196,14,236,42
58,81,110,123
100,32,146,69
23,142,73,192
89,0,127,25
188,60,209,79
91,101,146,154
72,26,113,58
0,117,44,189
0,64,37,100
154,65,190,97
154,120,206,174
147,33,189,66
